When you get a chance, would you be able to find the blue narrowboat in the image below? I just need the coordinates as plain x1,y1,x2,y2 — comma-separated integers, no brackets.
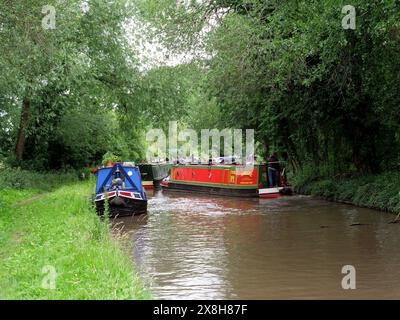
92,163,147,217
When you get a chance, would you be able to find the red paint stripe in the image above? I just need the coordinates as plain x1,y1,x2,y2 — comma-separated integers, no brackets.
171,167,259,187
259,194,281,199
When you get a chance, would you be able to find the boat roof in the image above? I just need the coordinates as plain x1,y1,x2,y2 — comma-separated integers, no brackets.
95,163,143,194
171,163,262,169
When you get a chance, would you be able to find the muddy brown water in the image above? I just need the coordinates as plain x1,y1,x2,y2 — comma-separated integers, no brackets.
115,191,400,299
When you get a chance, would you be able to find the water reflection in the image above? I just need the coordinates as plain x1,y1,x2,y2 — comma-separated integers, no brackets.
116,191,400,299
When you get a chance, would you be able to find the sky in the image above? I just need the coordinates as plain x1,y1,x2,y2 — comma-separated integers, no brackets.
123,2,224,71
124,16,195,71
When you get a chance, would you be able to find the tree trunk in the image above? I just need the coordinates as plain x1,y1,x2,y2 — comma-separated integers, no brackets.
263,136,269,159
15,98,31,161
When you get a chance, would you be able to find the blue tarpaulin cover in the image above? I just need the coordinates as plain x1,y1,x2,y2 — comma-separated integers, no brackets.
95,163,145,198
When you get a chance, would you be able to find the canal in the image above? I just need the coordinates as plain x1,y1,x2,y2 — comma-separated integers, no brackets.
116,191,400,299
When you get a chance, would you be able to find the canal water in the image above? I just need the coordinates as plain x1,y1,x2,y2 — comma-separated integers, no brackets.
115,191,400,299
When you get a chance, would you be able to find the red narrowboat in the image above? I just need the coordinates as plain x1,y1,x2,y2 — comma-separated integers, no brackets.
161,164,292,198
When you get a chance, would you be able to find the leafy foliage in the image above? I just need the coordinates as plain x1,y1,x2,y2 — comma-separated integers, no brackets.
201,0,400,173
292,168,400,213
0,0,144,169
1,0,400,176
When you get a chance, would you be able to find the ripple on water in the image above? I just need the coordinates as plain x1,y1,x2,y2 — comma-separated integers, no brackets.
118,191,400,299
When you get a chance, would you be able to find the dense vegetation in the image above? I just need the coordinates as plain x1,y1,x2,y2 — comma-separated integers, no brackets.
140,0,400,174
0,1,144,169
136,0,400,209
292,170,400,213
2,1,399,176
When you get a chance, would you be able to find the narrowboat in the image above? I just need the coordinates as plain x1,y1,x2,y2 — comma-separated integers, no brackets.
139,163,170,189
161,163,292,198
92,163,147,217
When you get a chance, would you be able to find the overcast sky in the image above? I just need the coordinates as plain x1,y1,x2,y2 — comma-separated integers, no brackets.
124,17,194,71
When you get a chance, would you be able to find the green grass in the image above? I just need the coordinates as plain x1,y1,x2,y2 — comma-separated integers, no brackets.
0,181,149,300
292,169,400,213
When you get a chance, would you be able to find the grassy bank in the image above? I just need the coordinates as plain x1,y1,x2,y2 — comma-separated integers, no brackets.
0,177,149,299
292,169,400,213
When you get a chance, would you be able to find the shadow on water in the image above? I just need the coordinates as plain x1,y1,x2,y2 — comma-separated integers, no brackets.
116,190,400,299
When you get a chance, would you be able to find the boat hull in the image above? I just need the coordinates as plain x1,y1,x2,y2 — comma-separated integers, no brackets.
162,181,258,198
258,187,293,198
96,196,147,217
142,180,154,189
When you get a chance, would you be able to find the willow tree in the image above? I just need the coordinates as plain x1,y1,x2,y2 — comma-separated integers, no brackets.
0,0,139,165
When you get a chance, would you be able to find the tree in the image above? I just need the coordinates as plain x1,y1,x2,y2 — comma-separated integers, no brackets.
126,0,400,173
0,0,142,168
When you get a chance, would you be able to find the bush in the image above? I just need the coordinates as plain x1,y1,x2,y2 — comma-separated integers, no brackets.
308,179,338,200
0,167,78,191
292,169,400,213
